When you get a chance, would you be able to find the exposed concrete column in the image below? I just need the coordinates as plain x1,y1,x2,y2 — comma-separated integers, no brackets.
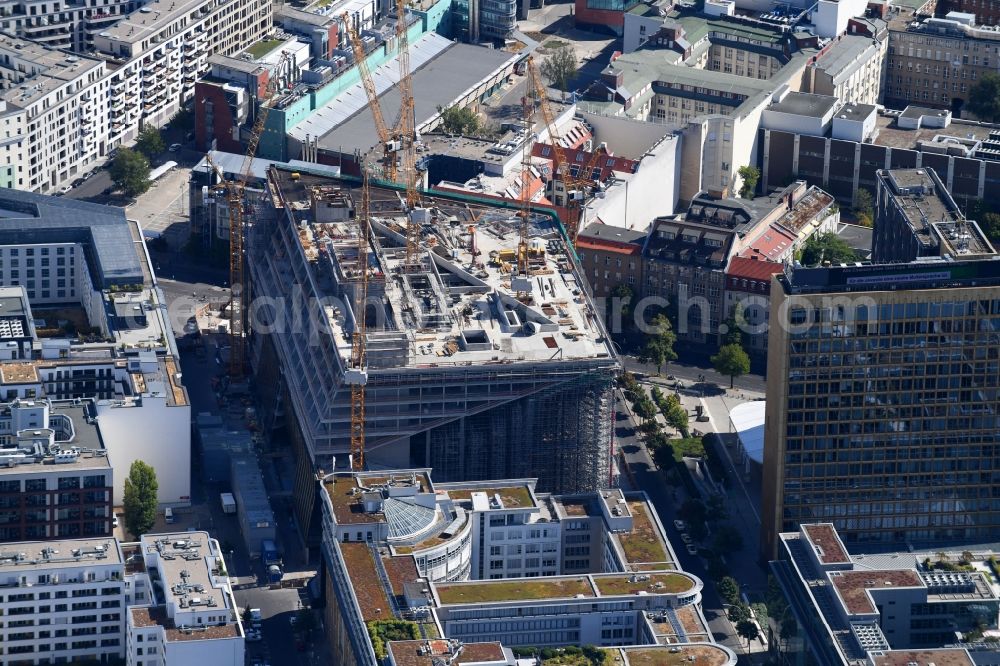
980,160,987,200
792,134,800,174
946,156,954,192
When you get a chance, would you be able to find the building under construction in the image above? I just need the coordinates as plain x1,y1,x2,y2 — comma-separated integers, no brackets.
248,165,619,542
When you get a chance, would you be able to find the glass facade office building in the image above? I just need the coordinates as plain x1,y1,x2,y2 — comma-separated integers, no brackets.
762,262,1000,556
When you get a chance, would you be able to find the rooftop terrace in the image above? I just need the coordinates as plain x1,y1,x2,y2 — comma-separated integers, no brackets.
324,471,433,525
619,644,736,666
388,640,508,666
802,523,850,564
341,542,393,621
592,572,695,596
443,484,536,509
869,650,975,666
435,577,597,605
130,606,242,642
829,570,924,615
615,501,673,569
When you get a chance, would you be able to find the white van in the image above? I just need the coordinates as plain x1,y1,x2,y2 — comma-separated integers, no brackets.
164,507,175,524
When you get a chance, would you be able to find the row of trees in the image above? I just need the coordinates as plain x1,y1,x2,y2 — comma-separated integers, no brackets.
109,125,175,197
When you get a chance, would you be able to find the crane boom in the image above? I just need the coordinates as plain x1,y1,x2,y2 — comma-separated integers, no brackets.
391,0,421,268
342,14,397,182
526,57,604,244
349,172,371,471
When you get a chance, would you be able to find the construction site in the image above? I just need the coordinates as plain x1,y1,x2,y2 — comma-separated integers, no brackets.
247,165,620,538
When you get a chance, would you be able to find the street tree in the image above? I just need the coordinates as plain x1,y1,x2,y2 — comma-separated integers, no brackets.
123,460,158,538
438,105,481,136
712,524,745,555
717,576,740,605
736,619,760,648
135,126,165,158
110,148,151,198
641,314,677,375
678,498,707,525
663,394,689,437
540,46,577,99
712,343,750,388
968,72,1000,123
853,188,874,227
727,603,751,623
633,395,657,424
706,493,728,523
737,166,760,199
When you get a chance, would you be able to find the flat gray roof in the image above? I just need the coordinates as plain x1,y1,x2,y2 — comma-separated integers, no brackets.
312,40,516,155
769,92,839,118
0,537,122,571
900,105,946,120
0,189,144,287
836,103,877,119
276,5,335,26
813,35,880,87
0,287,28,318
208,54,267,75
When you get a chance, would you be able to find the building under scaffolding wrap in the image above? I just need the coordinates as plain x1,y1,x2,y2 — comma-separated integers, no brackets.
248,166,619,542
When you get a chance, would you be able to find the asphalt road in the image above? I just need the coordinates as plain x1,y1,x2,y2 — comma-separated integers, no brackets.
615,391,744,652
621,354,767,394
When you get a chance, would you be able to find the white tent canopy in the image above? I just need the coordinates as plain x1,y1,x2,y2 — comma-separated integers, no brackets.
729,400,765,465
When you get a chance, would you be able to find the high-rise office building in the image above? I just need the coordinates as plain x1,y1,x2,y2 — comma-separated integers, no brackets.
761,168,1000,557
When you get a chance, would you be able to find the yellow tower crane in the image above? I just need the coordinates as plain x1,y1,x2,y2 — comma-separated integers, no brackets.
342,2,421,269
348,172,371,471
223,51,290,379
526,57,605,245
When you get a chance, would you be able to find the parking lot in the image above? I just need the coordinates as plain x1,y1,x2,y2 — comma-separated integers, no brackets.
127,165,193,249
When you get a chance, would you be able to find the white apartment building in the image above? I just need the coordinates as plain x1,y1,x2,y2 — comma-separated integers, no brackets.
0,532,244,666
126,532,245,666
807,30,888,107
0,0,137,52
0,34,109,192
0,190,192,509
0,0,269,192
0,537,127,664
94,0,271,146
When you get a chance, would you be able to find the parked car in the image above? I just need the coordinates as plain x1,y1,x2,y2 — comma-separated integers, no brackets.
686,543,699,555
680,534,693,544
246,630,262,642
673,520,686,531
169,143,183,152
112,516,119,528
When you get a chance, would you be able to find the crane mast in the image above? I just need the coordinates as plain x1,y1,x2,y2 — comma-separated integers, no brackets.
526,57,604,244
227,52,290,379
348,172,371,471
514,87,533,294
342,4,421,268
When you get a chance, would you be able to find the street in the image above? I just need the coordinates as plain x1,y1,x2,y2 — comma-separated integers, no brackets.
615,356,770,658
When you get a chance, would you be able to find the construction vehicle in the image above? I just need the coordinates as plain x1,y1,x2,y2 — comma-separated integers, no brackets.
526,58,606,244
210,51,291,379
342,0,422,269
